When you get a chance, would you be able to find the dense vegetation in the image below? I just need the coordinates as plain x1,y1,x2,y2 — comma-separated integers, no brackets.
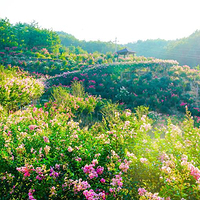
46,58,200,121
1,17,200,200
0,18,60,54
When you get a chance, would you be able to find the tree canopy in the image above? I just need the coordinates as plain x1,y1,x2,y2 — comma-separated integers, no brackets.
0,18,60,53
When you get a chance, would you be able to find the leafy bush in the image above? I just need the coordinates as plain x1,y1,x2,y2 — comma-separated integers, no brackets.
0,65,44,111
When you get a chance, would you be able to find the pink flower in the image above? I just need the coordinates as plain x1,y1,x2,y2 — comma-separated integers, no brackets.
138,188,147,196
82,164,95,174
17,165,34,177
100,178,105,183
89,171,98,179
180,102,187,106
96,166,104,175
109,188,114,193
125,110,131,117
75,157,82,162
43,136,49,143
111,174,123,187
89,80,96,83
29,125,37,130
68,146,73,152
140,158,148,164
73,77,79,81
88,85,95,89
92,159,98,165
119,163,129,173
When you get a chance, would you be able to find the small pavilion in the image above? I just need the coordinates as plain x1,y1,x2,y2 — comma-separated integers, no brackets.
116,48,136,58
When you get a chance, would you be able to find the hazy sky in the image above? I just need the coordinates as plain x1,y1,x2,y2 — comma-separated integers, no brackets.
1,0,200,44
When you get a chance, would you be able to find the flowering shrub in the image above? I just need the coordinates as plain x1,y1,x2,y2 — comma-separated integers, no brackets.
0,98,140,199
1,83,200,199
0,65,44,111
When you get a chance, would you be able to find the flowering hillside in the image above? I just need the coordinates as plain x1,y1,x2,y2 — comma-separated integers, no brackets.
46,59,200,120
0,85,200,199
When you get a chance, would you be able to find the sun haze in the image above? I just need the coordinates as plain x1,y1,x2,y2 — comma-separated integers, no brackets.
1,0,200,43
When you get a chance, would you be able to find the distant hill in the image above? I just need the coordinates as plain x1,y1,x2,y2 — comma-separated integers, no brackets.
125,39,171,59
125,30,200,68
57,31,122,54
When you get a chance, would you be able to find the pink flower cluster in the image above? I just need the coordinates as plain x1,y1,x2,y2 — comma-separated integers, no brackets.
110,173,123,193
35,167,45,181
83,189,106,200
88,85,95,89
180,102,187,106
72,179,91,192
17,165,34,177
28,189,36,200
82,160,104,180
43,136,49,143
119,159,131,173
138,188,170,200
29,125,38,130
89,80,96,84
49,167,59,179
73,77,79,81
68,146,73,152
181,160,200,181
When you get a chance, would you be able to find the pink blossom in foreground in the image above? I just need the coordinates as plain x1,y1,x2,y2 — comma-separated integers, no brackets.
96,166,104,175
43,136,49,143
82,164,95,174
83,189,106,200
28,189,36,200
100,178,105,183
111,174,123,187
138,188,169,200
138,188,147,196
180,102,187,106
17,165,34,177
29,125,38,130
73,179,91,192
89,171,98,179
68,146,73,152
119,162,129,173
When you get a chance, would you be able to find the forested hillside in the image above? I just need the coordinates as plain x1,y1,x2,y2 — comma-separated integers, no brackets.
57,31,122,54
126,30,200,67
0,18,121,56
126,39,170,59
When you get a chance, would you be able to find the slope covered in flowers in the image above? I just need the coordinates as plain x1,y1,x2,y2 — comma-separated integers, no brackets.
46,58,200,120
1,85,200,199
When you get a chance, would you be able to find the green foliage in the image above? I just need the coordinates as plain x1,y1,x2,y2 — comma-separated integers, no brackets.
71,81,85,97
0,18,61,54
0,18,18,49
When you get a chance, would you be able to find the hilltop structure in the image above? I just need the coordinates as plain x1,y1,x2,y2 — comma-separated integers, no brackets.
116,48,136,58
